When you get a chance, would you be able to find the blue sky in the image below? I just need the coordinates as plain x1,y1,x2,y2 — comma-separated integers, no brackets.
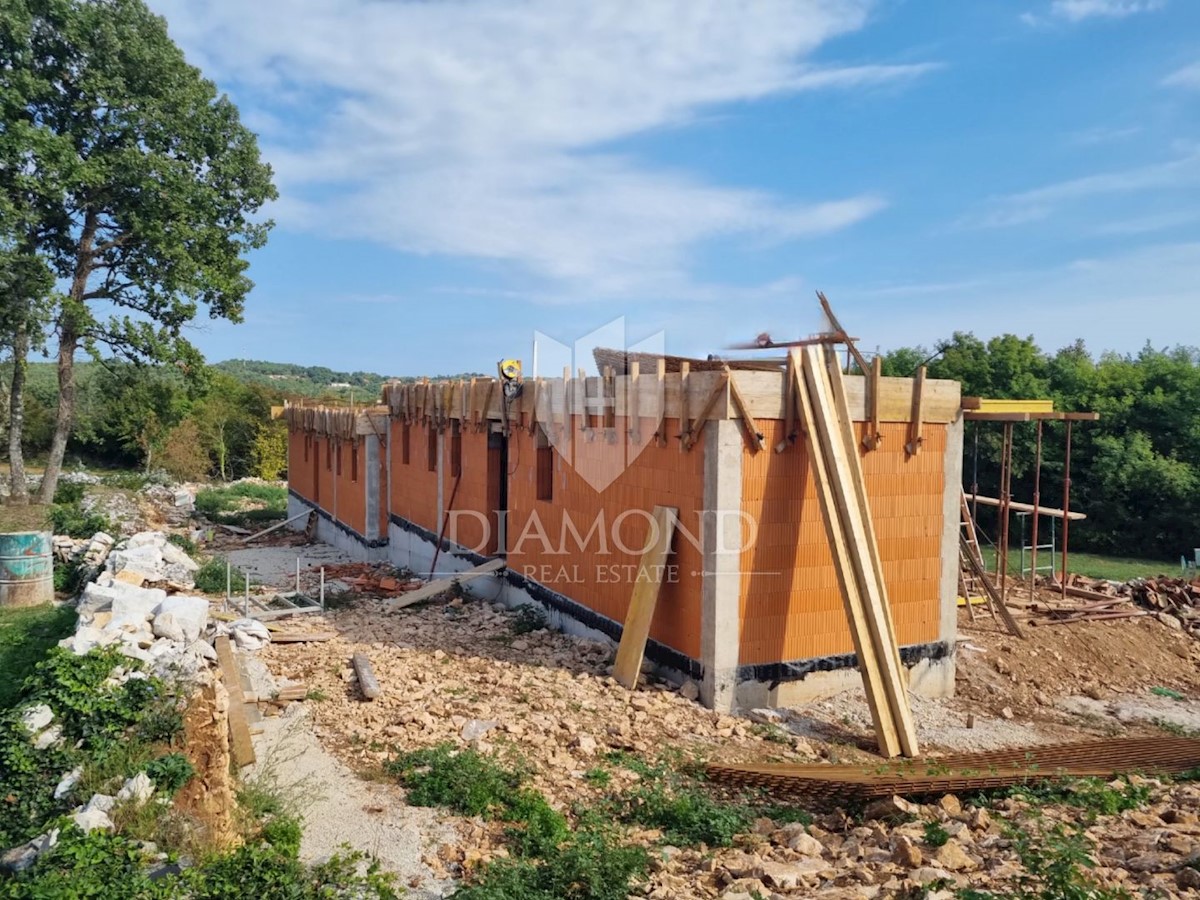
148,0,1200,376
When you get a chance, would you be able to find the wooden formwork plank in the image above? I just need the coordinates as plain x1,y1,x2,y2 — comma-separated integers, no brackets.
683,374,729,451
612,506,679,690
214,635,256,767
791,353,900,758
801,347,917,757
628,361,641,443
386,558,507,610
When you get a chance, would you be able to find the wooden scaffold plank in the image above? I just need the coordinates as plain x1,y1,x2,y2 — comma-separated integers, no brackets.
612,506,679,690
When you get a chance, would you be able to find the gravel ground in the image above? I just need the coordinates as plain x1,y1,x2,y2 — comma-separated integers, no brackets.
245,660,455,897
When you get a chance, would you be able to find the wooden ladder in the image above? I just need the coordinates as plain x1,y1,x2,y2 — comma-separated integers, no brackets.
958,490,1023,638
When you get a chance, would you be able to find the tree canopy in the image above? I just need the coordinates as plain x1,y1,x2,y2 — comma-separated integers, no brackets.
883,334,1200,561
0,0,276,501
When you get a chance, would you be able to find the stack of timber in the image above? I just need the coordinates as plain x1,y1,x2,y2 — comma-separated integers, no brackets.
792,346,919,759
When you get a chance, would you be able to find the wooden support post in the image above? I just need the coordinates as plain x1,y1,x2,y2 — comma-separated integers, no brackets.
863,355,882,451
612,506,679,690
775,352,797,453
480,379,496,431
578,367,592,438
628,361,641,444
679,361,691,449
654,357,667,446
527,378,541,435
603,366,616,433
905,365,926,456
562,366,571,438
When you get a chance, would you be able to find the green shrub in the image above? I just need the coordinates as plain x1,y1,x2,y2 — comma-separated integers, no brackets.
141,753,195,796
924,820,950,847
509,605,548,635
1011,777,1151,819
259,814,304,858
387,743,528,818
48,502,113,539
456,826,646,900
101,472,151,491
388,744,646,900
166,532,198,556
52,559,88,596
2,826,399,899
611,779,752,847
193,556,249,595
52,482,86,506
956,822,1133,900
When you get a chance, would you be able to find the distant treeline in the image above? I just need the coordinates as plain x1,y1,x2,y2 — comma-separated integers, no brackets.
881,334,1200,562
0,359,487,481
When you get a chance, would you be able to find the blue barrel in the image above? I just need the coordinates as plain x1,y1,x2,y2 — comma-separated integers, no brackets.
0,531,54,608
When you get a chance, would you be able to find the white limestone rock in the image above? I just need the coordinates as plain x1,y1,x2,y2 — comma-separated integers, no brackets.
19,704,54,734
152,595,209,644
117,772,154,805
71,807,114,833
54,767,83,800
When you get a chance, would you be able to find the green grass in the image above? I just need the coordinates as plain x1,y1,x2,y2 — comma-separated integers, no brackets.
0,604,77,709
0,503,51,533
195,482,287,526
979,546,1175,582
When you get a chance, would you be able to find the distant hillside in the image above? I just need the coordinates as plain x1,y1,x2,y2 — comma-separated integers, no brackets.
212,359,394,401
12,358,484,405
211,359,487,402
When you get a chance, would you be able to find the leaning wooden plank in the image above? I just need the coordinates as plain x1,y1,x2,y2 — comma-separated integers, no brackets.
960,535,1025,638
612,506,679,690
214,635,256,767
386,558,508,610
269,631,336,643
238,511,312,547
803,347,918,756
251,605,324,622
792,354,900,758
352,652,382,701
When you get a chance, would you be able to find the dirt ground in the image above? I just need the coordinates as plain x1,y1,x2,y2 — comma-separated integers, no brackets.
235,538,1200,897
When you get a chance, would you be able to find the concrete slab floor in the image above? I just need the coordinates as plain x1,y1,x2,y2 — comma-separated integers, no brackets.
225,543,354,592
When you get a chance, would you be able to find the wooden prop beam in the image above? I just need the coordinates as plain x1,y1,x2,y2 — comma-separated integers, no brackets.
727,366,764,452
612,506,679,690
791,351,902,758
215,635,256,767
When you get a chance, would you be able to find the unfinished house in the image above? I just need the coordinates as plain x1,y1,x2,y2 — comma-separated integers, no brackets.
284,353,962,713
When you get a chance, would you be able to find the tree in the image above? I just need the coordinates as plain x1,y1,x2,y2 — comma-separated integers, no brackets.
0,0,276,503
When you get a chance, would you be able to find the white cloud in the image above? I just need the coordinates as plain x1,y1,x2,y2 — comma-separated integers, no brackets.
1023,0,1165,25
149,0,929,295
1163,61,1200,91
966,152,1200,228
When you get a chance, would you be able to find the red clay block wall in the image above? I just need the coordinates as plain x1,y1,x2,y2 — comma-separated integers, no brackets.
389,419,441,536
738,420,946,666
440,425,496,555
506,416,705,660
288,428,315,502
331,437,366,537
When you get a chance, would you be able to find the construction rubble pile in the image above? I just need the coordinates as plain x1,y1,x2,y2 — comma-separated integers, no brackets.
1027,573,1200,636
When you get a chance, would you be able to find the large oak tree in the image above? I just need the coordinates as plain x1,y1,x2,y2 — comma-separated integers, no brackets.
0,0,276,503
